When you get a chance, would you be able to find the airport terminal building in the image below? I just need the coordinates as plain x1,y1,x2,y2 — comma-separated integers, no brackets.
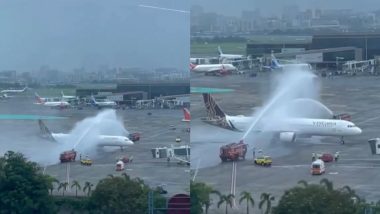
75,81,190,105
247,33,380,68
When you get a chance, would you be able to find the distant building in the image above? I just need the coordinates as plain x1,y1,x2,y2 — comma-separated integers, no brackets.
247,33,380,62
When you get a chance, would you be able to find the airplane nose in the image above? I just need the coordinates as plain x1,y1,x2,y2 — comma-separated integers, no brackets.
356,127,362,134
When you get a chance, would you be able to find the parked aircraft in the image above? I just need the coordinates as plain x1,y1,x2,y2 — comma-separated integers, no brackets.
34,93,70,108
202,93,361,144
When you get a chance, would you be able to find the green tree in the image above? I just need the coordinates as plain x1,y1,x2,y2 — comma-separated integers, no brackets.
320,178,334,191
0,151,55,213
46,176,59,195
190,181,219,214
58,182,68,196
217,194,234,214
259,193,275,214
71,180,81,197
239,191,255,214
88,175,157,213
297,180,308,188
272,183,361,214
83,181,93,197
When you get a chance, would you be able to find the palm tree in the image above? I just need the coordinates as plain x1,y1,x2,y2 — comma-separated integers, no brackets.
58,182,68,196
297,180,309,188
340,185,361,203
121,172,130,181
320,178,334,191
259,193,275,214
83,181,94,197
133,177,146,190
239,191,255,214
205,190,220,214
71,180,81,197
46,176,59,195
217,194,235,214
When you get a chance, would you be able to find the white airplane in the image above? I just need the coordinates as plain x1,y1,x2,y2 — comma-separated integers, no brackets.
34,93,70,108
265,53,312,71
90,95,117,108
218,46,244,60
190,63,237,76
1,87,27,94
202,93,362,144
61,91,77,100
38,120,134,148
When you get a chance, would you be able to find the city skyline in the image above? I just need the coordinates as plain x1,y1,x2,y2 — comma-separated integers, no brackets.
191,0,380,17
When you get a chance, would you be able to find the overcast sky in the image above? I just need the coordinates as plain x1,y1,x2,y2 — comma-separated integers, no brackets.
0,0,189,71
191,0,380,17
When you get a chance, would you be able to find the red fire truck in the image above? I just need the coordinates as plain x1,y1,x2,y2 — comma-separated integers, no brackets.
128,132,141,142
59,150,77,163
333,113,351,121
219,140,248,162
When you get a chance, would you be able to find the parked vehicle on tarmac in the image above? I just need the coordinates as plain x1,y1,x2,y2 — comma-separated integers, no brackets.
219,140,247,162
311,159,325,175
254,156,272,166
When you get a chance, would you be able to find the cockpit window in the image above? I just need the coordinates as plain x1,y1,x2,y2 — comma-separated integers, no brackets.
347,125,356,128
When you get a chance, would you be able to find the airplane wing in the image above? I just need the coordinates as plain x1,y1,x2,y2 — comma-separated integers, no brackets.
38,120,56,142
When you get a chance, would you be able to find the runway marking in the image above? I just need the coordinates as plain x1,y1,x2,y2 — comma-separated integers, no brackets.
345,88,360,92
320,93,335,97
356,115,380,125
271,164,380,169
328,172,339,174
143,130,173,140
340,159,380,161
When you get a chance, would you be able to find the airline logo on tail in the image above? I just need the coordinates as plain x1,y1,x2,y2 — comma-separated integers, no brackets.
90,95,98,105
38,120,56,142
202,93,236,130
190,63,197,70
270,53,281,69
35,93,45,104
182,108,191,122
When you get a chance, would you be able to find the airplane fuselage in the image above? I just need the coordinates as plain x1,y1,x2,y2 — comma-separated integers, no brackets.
226,115,361,137
191,64,237,73
51,133,133,147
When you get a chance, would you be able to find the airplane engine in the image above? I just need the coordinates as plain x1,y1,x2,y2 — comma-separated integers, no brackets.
279,132,296,143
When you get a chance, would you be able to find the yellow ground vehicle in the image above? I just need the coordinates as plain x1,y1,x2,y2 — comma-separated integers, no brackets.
80,158,93,166
254,156,272,166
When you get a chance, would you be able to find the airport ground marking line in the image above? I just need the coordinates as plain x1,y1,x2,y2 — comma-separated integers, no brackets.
356,115,380,125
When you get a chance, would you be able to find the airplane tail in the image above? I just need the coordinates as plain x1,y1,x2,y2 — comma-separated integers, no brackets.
202,93,226,119
202,93,237,130
61,91,65,97
34,92,44,104
38,120,56,142
182,108,191,122
218,46,223,55
90,95,97,105
271,53,281,68
190,63,196,70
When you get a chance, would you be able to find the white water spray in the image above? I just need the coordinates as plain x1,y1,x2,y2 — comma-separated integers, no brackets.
242,69,320,139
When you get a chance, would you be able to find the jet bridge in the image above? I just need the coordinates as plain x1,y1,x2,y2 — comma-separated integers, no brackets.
151,145,190,165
